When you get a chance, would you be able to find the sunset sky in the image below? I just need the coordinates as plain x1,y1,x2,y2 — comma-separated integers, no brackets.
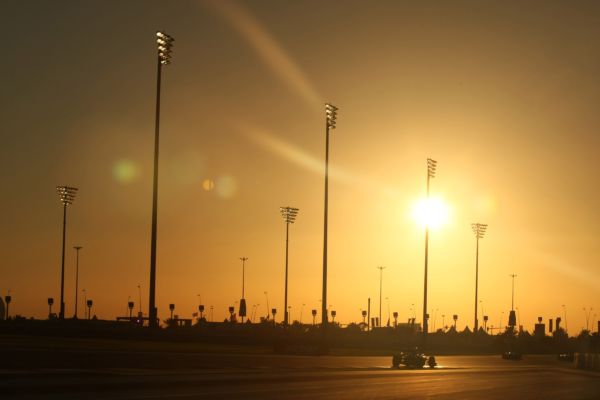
1,0,599,332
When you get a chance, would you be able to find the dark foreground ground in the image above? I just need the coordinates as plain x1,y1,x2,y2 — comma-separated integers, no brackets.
1,335,598,399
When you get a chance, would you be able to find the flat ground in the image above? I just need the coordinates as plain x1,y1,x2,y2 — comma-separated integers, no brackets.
1,334,598,399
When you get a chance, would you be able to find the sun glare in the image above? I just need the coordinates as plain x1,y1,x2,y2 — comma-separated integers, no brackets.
412,197,450,229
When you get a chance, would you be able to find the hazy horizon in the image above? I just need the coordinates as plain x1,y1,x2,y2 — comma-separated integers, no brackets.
1,0,599,332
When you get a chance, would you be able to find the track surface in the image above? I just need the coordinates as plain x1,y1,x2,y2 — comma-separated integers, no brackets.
1,336,598,399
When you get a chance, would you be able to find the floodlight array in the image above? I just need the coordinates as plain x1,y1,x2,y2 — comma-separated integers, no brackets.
156,31,174,65
56,186,78,205
471,222,488,239
325,103,338,129
280,206,299,224
427,158,437,178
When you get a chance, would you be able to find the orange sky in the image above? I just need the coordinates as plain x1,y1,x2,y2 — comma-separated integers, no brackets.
1,0,599,333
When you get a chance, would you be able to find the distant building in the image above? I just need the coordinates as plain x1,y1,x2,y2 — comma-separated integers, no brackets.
534,323,545,337
508,310,516,328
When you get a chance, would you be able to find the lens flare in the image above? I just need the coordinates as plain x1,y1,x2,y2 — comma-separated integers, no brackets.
237,122,354,184
112,160,140,184
202,179,215,191
216,175,237,199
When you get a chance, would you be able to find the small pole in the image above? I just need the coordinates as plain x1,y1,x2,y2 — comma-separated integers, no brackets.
367,298,371,332
73,246,82,319
377,266,386,327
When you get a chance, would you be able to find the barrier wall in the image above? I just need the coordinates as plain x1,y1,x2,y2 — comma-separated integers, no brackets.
575,353,600,371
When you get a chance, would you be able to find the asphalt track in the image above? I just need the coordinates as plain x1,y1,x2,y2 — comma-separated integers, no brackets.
1,337,598,399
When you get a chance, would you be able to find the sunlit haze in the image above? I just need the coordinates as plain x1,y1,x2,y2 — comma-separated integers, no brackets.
1,0,599,334
412,197,451,230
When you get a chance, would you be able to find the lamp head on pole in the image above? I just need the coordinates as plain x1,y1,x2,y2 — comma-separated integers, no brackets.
325,103,338,129
471,223,488,239
427,158,437,178
56,186,78,206
280,206,299,224
156,31,174,65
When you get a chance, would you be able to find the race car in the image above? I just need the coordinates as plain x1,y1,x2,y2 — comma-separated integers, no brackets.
392,350,437,369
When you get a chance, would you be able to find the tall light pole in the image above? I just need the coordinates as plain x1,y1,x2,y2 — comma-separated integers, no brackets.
280,206,299,325
239,257,248,323
377,266,386,327
471,223,487,332
321,103,338,330
73,246,83,319
56,185,78,320
422,158,437,335
148,30,174,328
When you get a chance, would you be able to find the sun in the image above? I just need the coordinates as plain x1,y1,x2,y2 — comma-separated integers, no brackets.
411,197,450,229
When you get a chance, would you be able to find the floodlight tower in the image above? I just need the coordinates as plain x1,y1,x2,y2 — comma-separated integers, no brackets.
422,158,437,335
471,223,487,332
322,102,338,329
73,246,83,319
280,206,299,325
56,185,78,320
148,30,174,328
